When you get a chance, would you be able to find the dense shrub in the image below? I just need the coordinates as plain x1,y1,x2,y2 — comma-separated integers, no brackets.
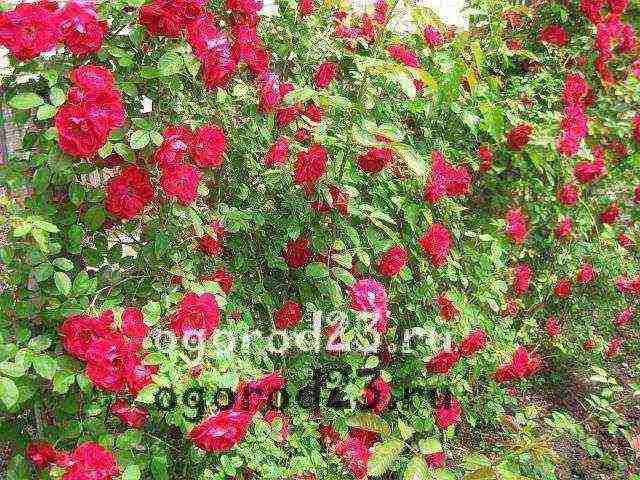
0,0,639,479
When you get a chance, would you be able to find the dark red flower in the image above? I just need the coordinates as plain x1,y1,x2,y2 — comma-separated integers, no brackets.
554,217,573,238
264,137,289,167
425,451,446,469
460,329,488,356
506,124,533,150
387,44,421,68
573,147,606,183
314,61,337,89
59,2,107,56
545,315,561,340
275,300,302,329
436,294,458,321
576,262,596,284
26,442,60,469
505,208,528,244
139,0,205,37
55,103,110,157
201,268,234,294
160,163,202,205
554,278,572,298
169,292,221,340
294,144,327,185
189,408,253,452
557,183,579,206
599,202,619,224
434,395,461,429
617,232,634,248
0,1,61,61
283,237,312,269
362,377,391,414
377,245,408,277
605,336,622,358
105,165,154,220
493,346,542,383
426,343,460,374
60,312,114,361
513,263,533,295
303,103,323,123
424,150,471,203
357,147,393,173
477,145,493,172
539,25,568,46
110,400,149,428
153,124,193,169
418,223,451,267
191,124,227,168
234,371,285,413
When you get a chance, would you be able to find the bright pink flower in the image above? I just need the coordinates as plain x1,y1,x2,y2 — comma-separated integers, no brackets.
298,0,314,16
599,202,619,224
160,163,202,205
264,137,289,167
424,150,471,202
557,183,579,206
614,308,633,328
335,434,371,479
604,336,622,358
505,208,528,244
577,263,596,284
425,451,446,469
191,124,227,168
423,25,444,47
121,307,149,347
275,300,302,329
60,442,119,480
581,0,604,22
0,1,61,61
110,400,149,428
377,245,408,277
105,165,154,220
545,315,561,340
349,278,390,332
418,223,452,267
234,371,285,413
387,44,421,68
169,292,221,340
59,2,107,56
314,61,337,89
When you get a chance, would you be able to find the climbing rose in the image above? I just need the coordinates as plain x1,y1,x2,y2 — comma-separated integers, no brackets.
493,346,542,383
426,343,460,374
557,183,579,206
539,25,568,45
460,329,488,356
189,409,253,452
434,395,462,429
387,44,421,68
357,147,393,173
634,115,640,143
349,278,390,332
264,137,289,167
0,1,61,61
424,150,471,203
335,434,371,479
105,165,154,220
436,295,458,321
60,311,114,362
298,0,314,16
546,315,561,340
169,292,221,340
275,300,302,329
605,337,622,358
283,237,312,269
513,263,533,295
477,145,493,172
418,223,451,267
506,124,533,150
573,147,605,183
60,442,119,480
226,0,263,15
505,208,528,244
377,245,408,277
26,442,60,469
577,263,596,284
294,144,328,185
139,0,205,37
59,2,107,56
554,217,573,238
54,103,110,157
160,163,202,205
423,25,444,47
314,61,337,89
110,400,150,428
614,308,633,328
191,124,227,168
554,278,572,298
200,268,234,294
618,232,633,248
599,202,619,224
362,377,391,414
153,124,194,169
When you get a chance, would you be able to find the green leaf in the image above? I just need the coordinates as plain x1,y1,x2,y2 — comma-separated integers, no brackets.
83,206,106,230
122,465,141,480
403,455,428,480
53,371,76,394
347,414,391,436
142,301,161,326
54,271,72,296
130,130,151,150
368,438,404,476
53,258,74,271
28,335,52,352
114,142,136,163
158,51,182,76
32,167,51,190
50,87,66,106
33,355,57,380
136,384,159,403
0,377,19,408
34,262,54,282
398,419,415,440
8,93,44,110
395,145,427,176
305,262,329,279
36,104,57,120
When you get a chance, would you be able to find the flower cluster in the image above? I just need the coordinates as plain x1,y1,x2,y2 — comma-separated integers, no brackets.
557,73,589,156
27,441,118,480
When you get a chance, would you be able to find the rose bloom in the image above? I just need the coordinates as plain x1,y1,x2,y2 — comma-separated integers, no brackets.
357,147,393,173
617,232,634,248
493,346,542,383
362,377,391,414
599,202,619,224
505,208,528,244
59,1,107,56
557,183,579,206
294,144,327,185
477,145,493,172
26,442,60,469
554,278,572,298
506,124,533,150
460,329,488,356
0,1,61,61
160,163,202,205
436,294,458,321
234,371,285,413
377,245,408,277
513,263,533,295
613,308,633,328
54,103,110,157
424,150,471,203
139,0,205,37
426,451,446,469
200,268,234,294
418,223,452,267
283,236,312,269
545,315,561,340
539,25,568,46
426,343,460,374
434,395,461,429
576,262,596,284
554,217,573,238
349,278,390,332
335,434,371,479
169,292,221,340
573,148,605,183
423,24,444,47
275,300,302,329
299,0,314,16
189,408,253,452
191,124,227,168
105,165,154,220
153,124,193,169
59,442,119,480
110,400,149,428
303,103,323,123
314,60,337,89
264,136,289,167
604,336,622,358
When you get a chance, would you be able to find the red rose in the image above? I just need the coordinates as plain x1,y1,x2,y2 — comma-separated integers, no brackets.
557,183,579,206
198,235,222,256
545,315,561,340
605,336,622,358
169,292,221,340
599,202,619,224
0,1,61,61
617,232,633,248
201,49,238,89
505,208,528,244
105,165,154,220
234,371,285,413
553,278,572,298
153,124,194,169
362,376,391,414
434,395,461,429
314,60,337,89
226,0,263,15
573,147,605,183
613,308,633,328
349,279,390,333
201,268,234,294
357,147,393,173
554,217,573,238
189,409,253,452
460,329,488,356
539,25,568,45
377,245,408,277
506,124,533,150
54,103,110,157
426,343,460,374
493,346,541,383
60,312,114,361
160,163,202,205
275,300,302,329
425,451,446,469
110,400,150,428
299,0,314,16
634,114,640,143
477,145,493,172
283,237,312,269
295,128,310,142
436,294,458,321
121,307,149,347
122,353,158,396
335,434,371,479
264,137,289,167
26,442,60,469
294,144,327,185
59,2,107,56
139,0,205,37
513,263,533,295
424,150,471,203
60,442,119,480
387,44,421,68
576,262,596,284
303,103,323,122
418,223,452,267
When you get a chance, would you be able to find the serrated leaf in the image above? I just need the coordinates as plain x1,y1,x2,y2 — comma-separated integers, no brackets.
36,104,57,120
53,371,76,394
398,419,415,440
0,377,19,408
50,87,66,106
305,262,329,279
130,130,151,150
368,438,404,476
8,93,44,110
347,413,391,436
33,355,57,380
158,51,182,76
403,455,428,480
122,465,141,480
54,271,72,296
464,467,496,480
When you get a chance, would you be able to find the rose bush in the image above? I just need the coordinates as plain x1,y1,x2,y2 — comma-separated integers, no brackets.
0,0,639,479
